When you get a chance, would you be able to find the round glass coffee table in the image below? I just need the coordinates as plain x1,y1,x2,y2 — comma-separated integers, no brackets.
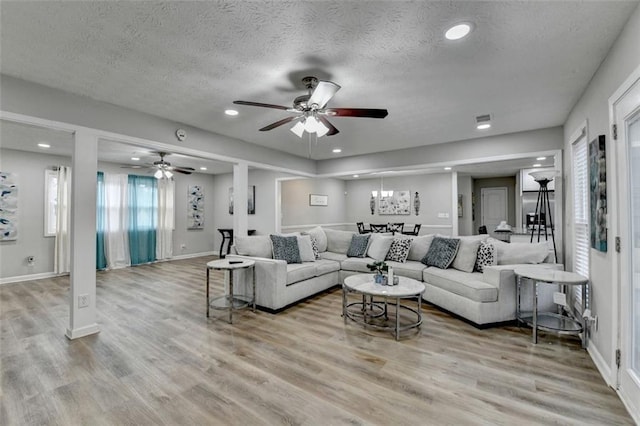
342,274,425,340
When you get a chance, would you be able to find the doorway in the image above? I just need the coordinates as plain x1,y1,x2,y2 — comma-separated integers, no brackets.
481,187,508,237
612,67,640,418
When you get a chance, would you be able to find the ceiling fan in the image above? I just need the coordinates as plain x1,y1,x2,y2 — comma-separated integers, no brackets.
233,76,388,137
125,152,195,179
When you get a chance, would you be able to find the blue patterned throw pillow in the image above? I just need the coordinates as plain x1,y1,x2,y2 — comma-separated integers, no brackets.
347,234,371,257
270,235,301,264
421,237,460,269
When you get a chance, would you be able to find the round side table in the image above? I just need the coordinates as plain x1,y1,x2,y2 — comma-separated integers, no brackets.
514,267,589,348
206,259,255,324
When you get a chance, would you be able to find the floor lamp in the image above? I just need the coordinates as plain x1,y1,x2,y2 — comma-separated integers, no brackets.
529,170,558,263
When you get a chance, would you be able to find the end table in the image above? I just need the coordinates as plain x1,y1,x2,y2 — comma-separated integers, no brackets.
206,258,255,324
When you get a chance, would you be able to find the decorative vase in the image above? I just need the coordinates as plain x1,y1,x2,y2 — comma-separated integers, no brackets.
370,194,376,215
374,273,385,284
414,191,420,216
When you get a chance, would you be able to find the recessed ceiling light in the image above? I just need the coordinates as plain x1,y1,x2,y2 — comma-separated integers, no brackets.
353,174,359,178
445,23,472,41
476,123,491,130
225,109,239,116
536,156,547,161
200,167,207,171
475,113,491,130
37,143,50,148
332,148,342,153
131,157,140,161
533,163,542,167
444,167,452,171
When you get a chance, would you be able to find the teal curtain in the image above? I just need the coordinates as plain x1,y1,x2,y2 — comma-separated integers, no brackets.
128,175,157,265
96,172,107,270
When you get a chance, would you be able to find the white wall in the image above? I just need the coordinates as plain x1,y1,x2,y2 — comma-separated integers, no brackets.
563,3,640,380
345,173,453,235
281,178,347,230
0,149,71,278
457,175,473,235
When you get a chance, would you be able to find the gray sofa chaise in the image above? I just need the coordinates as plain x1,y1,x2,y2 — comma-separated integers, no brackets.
227,227,559,326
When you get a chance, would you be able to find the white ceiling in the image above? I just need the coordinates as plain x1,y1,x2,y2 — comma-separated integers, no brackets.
1,1,637,161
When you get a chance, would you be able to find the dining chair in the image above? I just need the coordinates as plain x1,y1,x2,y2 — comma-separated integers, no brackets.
402,224,421,236
356,222,371,234
387,223,404,234
370,224,388,233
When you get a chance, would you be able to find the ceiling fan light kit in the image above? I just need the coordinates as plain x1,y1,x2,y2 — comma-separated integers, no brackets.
233,76,388,139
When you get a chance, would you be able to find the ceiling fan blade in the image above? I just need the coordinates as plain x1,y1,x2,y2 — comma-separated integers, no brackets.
168,166,195,172
308,81,341,109
259,115,298,131
172,169,192,175
121,165,145,169
233,100,290,110
323,108,388,119
317,116,340,136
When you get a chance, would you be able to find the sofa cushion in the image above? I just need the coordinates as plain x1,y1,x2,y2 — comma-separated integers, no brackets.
422,237,460,269
314,259,341,276
386,260,426,281
234,235,273,258
270,235,301,264
285,263,317,285
475,241,497,272
305,226,327,252
324,228,356,254
406,234,435,261
341,257,374,273
347,234,371,257
319,251,348,262
297,235,316,262
367,234,394,261
423,267,498,303
386,237,412,263
452,237,482,273
487,237,550,265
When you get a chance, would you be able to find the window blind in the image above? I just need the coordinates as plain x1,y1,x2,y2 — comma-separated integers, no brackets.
572,134,589,309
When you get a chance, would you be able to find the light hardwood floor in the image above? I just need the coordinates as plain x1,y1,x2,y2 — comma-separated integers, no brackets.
1,256,633,425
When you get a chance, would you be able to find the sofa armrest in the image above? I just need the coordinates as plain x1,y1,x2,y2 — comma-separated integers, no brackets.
225,254,288,308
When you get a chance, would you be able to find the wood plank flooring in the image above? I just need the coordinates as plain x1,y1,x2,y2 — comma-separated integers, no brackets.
0,256,633,425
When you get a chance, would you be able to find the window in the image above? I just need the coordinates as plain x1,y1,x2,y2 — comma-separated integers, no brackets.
44,169,58,236
572,131,589,310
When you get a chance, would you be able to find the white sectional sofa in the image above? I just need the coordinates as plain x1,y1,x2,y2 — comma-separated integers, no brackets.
227,227,560,326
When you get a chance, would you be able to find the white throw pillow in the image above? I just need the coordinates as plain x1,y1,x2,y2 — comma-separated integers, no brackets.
297,235,316,262
487,237,550,264
305,226,327,252
367,234,394,261
451,237,482,273
406,234,435,261
234,235,273,258
324,228,356,254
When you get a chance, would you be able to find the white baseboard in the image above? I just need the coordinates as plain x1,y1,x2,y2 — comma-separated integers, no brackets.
65,324,100,340
168,251,217,261
617,387,640,425
588,343,614,387
0,271,68,285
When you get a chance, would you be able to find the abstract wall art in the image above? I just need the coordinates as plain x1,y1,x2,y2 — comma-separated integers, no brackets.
589,135,607,252
228,186,255,215
378,190,410,215
0,171,18,241
187,185,204,229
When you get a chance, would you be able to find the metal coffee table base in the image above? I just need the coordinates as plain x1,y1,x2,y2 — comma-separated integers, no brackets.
343,294,423,341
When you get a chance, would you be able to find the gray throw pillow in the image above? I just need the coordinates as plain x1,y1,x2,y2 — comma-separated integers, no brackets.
347,234,371,257
407,234,435,261
421,237,460,269
305,226,327,252
270,235,301,264
324,228,356,254
367,234,394,261
386,238,413,263
451,238,482,273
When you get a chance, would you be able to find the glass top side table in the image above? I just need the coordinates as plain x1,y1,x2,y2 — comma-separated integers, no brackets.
206,258,255,324
515,267,589,348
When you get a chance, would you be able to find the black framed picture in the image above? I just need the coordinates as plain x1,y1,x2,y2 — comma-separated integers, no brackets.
229,185,255,215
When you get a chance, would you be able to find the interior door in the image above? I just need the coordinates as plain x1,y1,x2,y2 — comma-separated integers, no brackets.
613,70,640,419
481,187,508,237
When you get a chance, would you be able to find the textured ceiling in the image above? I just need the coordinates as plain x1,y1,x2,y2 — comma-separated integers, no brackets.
1,1,638,160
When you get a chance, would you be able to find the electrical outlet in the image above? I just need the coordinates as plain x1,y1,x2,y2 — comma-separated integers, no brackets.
437,213,450,218
553,291,567,306
78,294,89,308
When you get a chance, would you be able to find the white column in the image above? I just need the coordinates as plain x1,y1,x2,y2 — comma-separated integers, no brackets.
233,162,249,238
66,129,100,340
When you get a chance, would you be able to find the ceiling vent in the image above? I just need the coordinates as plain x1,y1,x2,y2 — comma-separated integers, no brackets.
475,114,492,130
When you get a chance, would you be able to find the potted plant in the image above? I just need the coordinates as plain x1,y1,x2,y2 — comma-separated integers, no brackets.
366,260,388,284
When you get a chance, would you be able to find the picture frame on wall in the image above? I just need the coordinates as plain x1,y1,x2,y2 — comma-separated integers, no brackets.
309,194,328,206
229,185,255,215
458,194,463,218
589,134,607,252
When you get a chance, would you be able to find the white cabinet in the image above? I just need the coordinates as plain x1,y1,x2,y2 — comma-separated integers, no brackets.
521,168,555,192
